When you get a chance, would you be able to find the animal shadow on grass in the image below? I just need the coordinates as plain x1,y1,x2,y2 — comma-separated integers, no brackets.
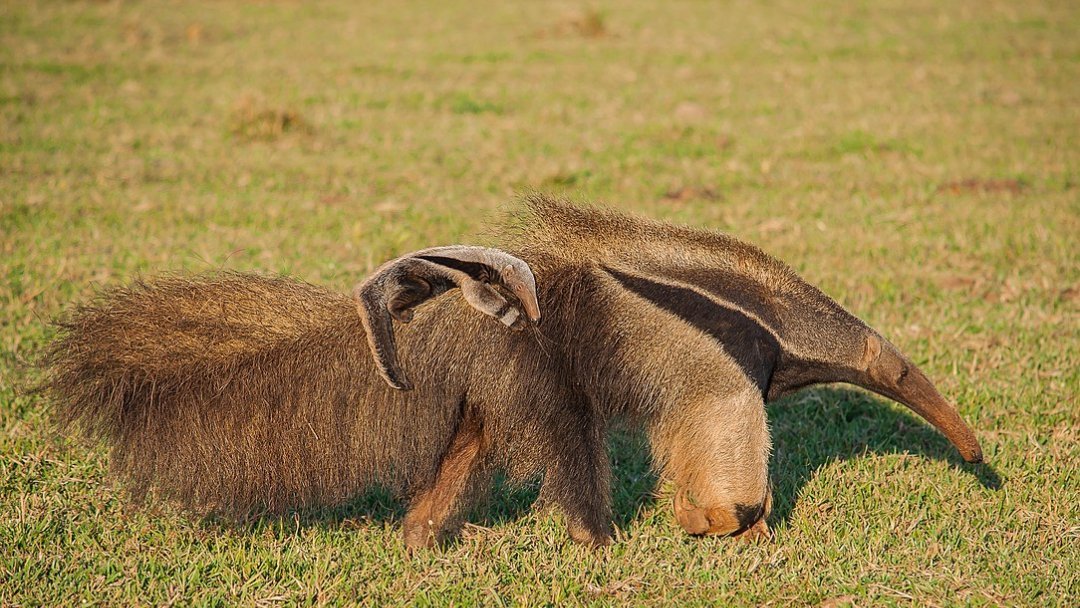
767,386,1001,525
231,386,999,543
468,427,660,533
225,429,658,543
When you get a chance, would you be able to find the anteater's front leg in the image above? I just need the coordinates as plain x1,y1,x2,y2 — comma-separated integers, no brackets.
666,386,773,540
402,415,485,549
537,407,613,547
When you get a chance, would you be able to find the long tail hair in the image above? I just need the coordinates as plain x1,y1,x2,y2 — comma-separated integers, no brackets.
42,272,416,516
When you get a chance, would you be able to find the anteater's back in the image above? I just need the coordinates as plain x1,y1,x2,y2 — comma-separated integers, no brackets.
44,272,459,516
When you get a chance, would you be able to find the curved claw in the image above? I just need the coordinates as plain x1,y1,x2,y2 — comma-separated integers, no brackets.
354,246,540,390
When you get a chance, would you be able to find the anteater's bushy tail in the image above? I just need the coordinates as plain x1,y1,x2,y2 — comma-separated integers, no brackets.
42,272,393,516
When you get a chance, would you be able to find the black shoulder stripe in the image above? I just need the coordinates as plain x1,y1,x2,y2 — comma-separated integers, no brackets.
417,255,492,282
658,266,785,331
601,265,780,395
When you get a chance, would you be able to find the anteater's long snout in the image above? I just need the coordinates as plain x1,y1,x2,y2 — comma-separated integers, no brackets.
861,337,984,463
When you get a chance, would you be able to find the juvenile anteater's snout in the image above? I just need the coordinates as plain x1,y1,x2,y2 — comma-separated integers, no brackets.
498,264,541,325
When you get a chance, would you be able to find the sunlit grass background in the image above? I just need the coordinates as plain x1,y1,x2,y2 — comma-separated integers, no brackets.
2,0,1077,605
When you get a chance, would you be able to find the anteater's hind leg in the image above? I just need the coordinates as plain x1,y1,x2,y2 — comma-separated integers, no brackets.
402,414,485,549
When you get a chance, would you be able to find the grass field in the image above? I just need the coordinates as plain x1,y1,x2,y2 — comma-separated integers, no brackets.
2,0,1078,605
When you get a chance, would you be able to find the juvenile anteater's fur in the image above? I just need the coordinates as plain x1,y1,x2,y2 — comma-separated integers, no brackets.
44,195,983,547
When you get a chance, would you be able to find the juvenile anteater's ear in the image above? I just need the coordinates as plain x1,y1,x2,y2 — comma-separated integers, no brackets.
354,246,540,390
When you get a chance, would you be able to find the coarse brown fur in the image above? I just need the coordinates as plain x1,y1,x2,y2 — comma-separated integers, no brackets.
43,194,983,547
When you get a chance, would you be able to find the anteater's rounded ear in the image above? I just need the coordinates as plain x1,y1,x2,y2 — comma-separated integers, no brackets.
354,246,540,390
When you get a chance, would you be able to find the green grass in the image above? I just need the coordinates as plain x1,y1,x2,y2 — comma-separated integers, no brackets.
2,0,1078,605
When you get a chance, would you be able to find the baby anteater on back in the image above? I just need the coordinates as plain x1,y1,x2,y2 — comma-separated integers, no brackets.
44,195,983,548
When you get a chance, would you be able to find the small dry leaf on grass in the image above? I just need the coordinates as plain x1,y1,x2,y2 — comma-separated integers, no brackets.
317,194,349,206
936,274,979,289
535,9,610,39
673,101,707,123
229,95,311,141
585,577,644,599
818,595,858,608
186,23,204,45
936,178,1026,195
662,186,722,202
1058,285,1079,302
